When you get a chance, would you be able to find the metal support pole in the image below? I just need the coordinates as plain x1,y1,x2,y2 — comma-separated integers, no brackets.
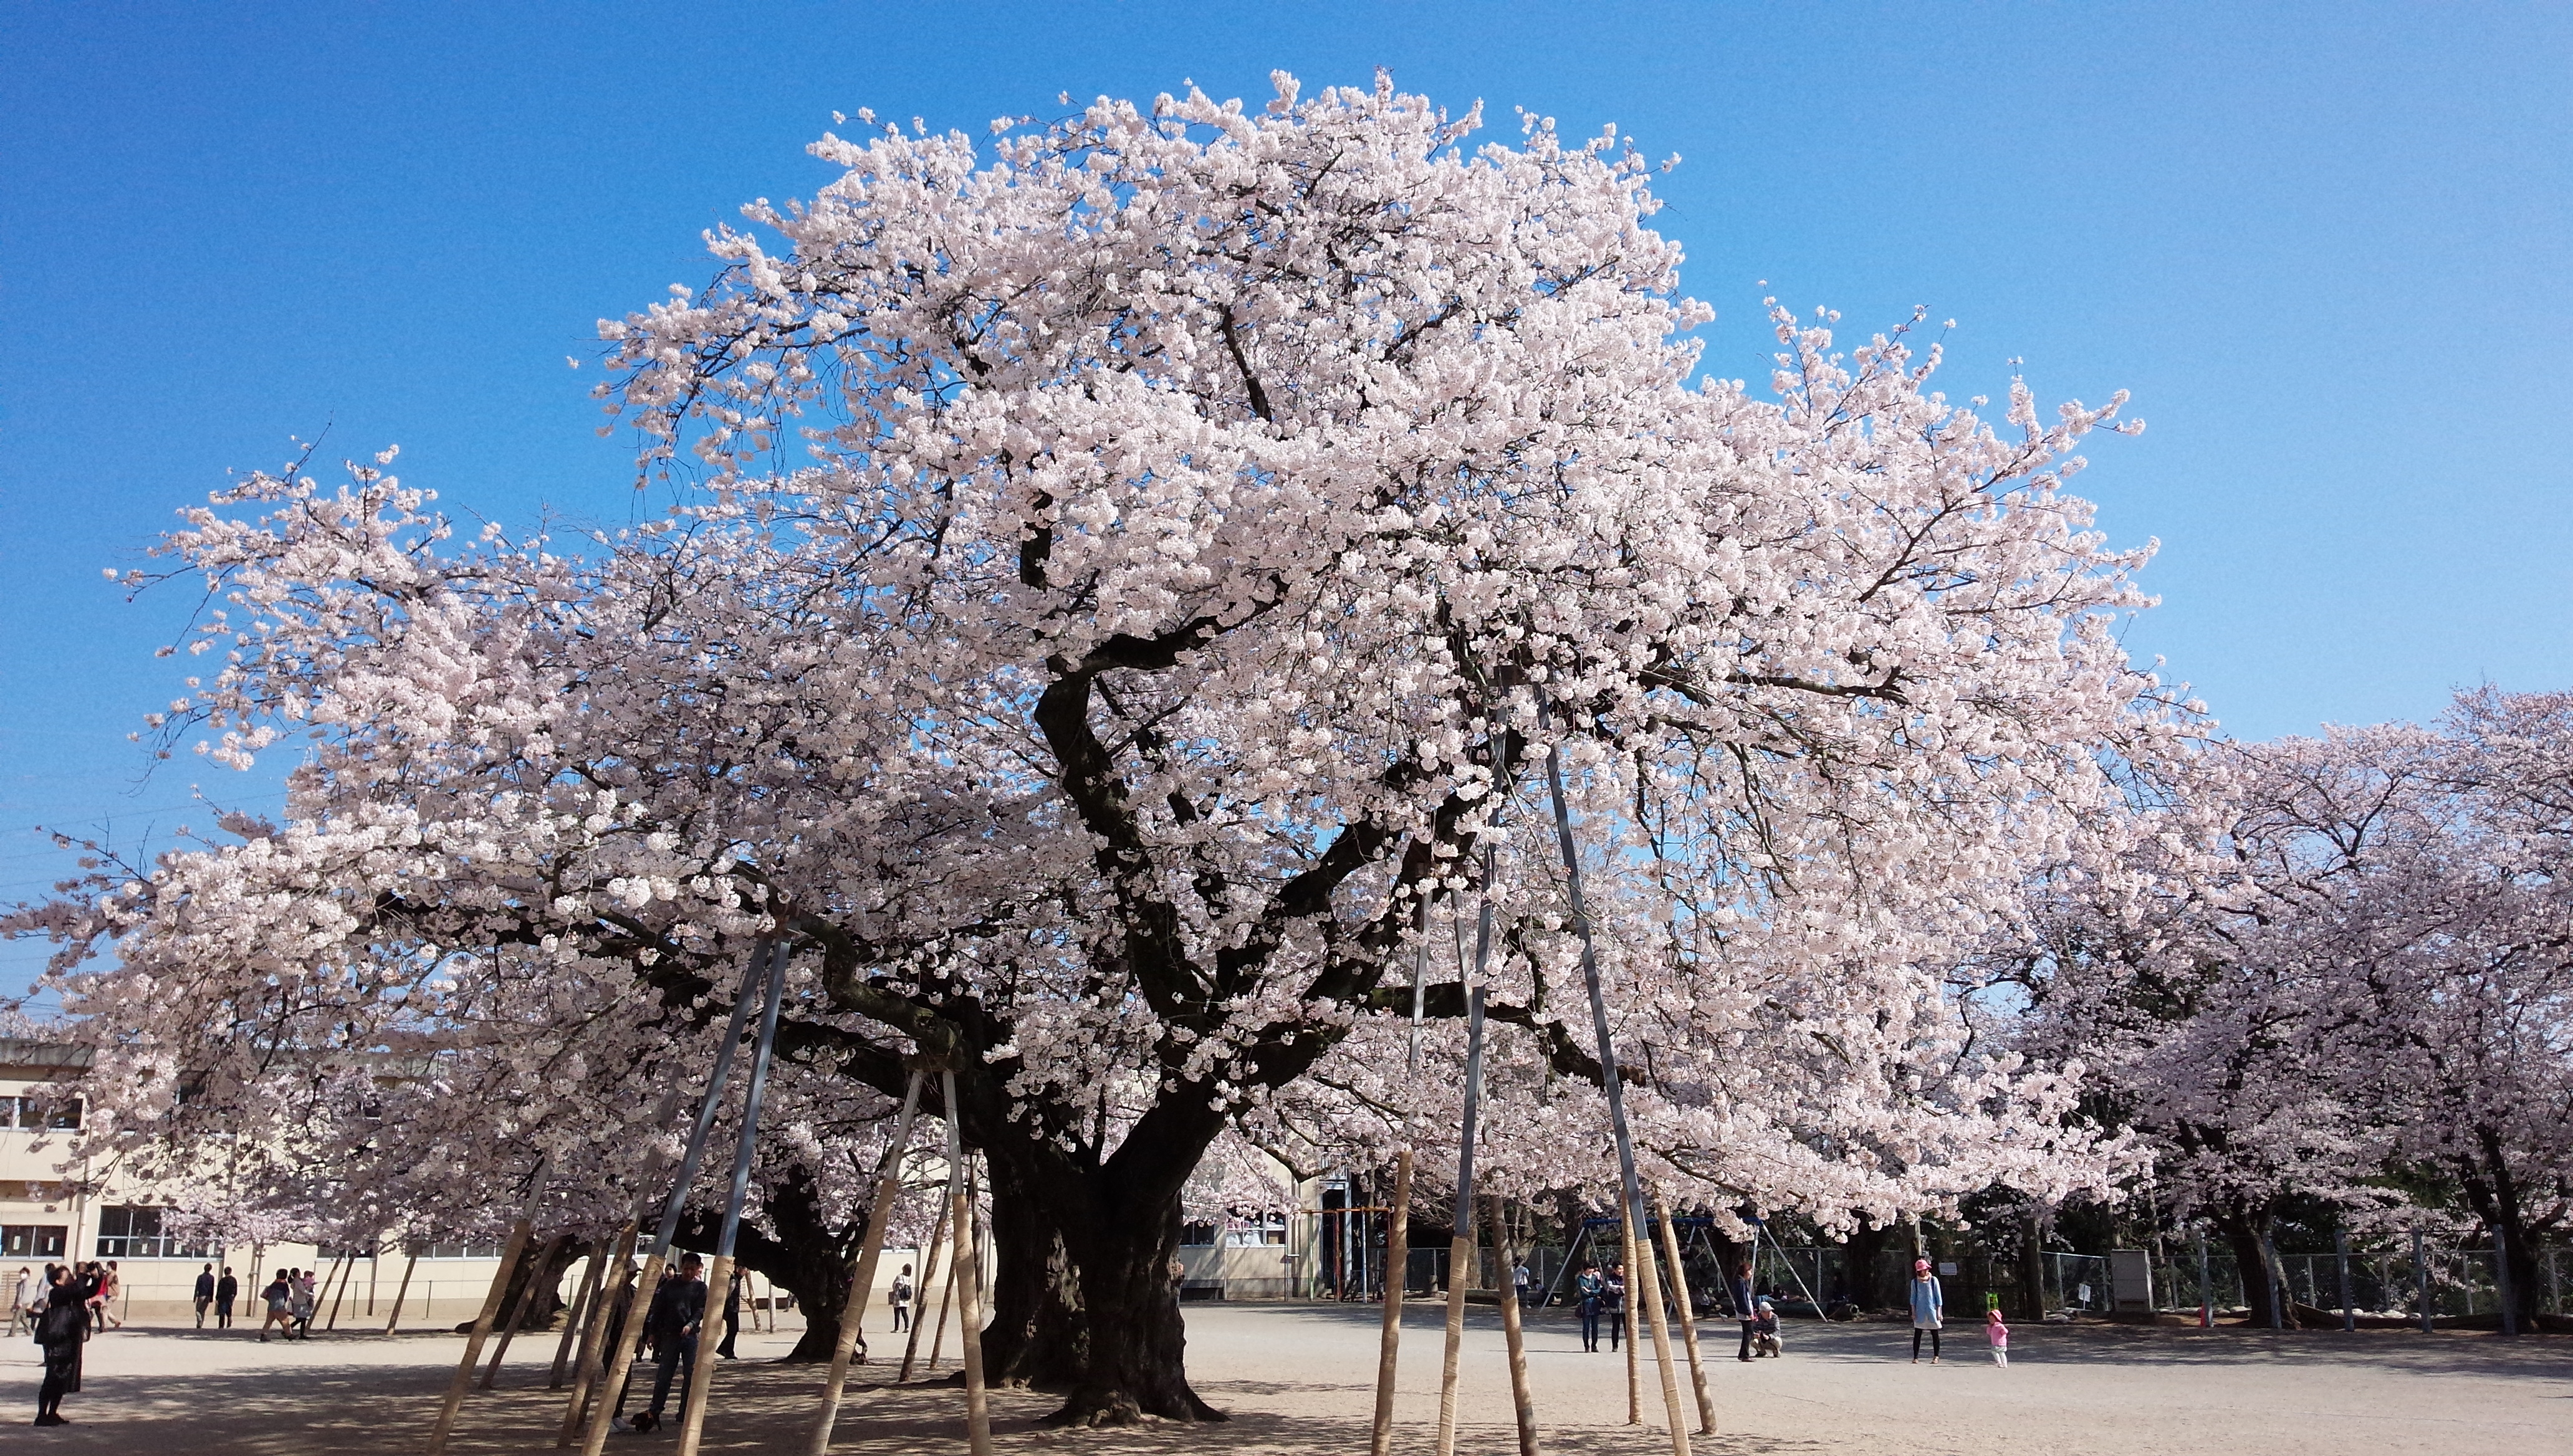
808,1070,927,1454
676,937,790,1456
1543,696,1686,1456
579,939,772,1456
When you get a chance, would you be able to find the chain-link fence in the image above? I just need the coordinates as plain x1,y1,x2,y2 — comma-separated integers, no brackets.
2149,1239,2568,1319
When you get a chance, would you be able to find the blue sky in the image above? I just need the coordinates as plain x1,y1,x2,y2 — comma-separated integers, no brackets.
3,1,2568,1003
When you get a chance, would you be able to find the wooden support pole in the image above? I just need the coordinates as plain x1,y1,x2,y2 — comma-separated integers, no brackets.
898,1194,952,1382
1369,1151,1415,1456
426,1162,547,1456
942,1071,992,1456
484,1232,568,1388
369,1242,380,1317
580,941,772,1456
1652,1191,1717,1435
317,1252,353,1333
559,1222,636,1445
678,1255,738,1452
808,1070,927,1455
1488,1195,1541,1456
384,1250,419,1336
1621,1202,1642,1425
550,1238,608,1389
1634,1205,1693,1454
676,938,790,1456
926,1229,961,1371
1371,889,1434,1456
1437,845,1502,1456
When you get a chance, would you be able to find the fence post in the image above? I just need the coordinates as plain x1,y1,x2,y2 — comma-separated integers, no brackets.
2193,1228,2211,1329
2413,1228,2432,1334
2334,1230,2352,1332
2259,1230,2282,1330
2494,1227,2518,1337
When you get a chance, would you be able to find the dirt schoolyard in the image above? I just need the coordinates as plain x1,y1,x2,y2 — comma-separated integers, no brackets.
4,1303,2566,1455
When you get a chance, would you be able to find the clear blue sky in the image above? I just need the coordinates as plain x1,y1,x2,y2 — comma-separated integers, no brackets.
4,1,2569,1003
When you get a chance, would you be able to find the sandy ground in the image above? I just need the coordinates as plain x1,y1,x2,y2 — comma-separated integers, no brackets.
4,1301,2567,1455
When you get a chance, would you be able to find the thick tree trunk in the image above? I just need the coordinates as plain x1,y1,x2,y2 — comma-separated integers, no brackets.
980,1160,1091,1391
1047,1191,1215,1426
2216,1213,2291,1329
2017,1209,2048,1323
451,1234,580,1334
675,1164,864,1362
1844,1220,1894,1312
2462,1134,2545,1334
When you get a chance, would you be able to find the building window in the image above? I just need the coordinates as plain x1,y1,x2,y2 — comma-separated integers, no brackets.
2,1225,67,1259
418,1242,507,1260
1179,1222,1217,1247
94,1206,211,1260
5,1094,81,1130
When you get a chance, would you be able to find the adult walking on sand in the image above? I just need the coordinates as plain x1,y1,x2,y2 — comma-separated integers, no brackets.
891,1262,914,1333
1908,1258,1945,1364
33,1267,85,1425
193,1263,216,1328
214,1267,238,1329
9,1266,30,1335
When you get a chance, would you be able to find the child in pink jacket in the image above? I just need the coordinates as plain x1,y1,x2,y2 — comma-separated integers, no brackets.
1985,1308,2009,1366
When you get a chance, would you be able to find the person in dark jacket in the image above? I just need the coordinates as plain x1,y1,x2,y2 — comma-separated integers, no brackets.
34,1269,86,1425
714,1269,742,1360
193,1264,217,1328
633,1253,707,1432
214,1267,239,1329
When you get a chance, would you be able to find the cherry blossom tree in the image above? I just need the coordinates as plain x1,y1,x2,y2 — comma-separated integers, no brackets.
2010,694,2573,1328
14,73,2174,1420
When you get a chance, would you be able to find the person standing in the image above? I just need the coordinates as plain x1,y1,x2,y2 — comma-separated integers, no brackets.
1728,1258,1756,1362
33,1267,86,1425
193,1263,217,1328
214,1266,239,1329
714,1266,743,1360
97,1262,122,1330
633,1253,707,1433
1574,1260,1605,1352
290,1268,318,1338
1985,1307,2009,1366
1908,1258,1944,1364
1603,1262,1627,1352
1512,1258,1531,1306
8,1267,30,1335
889,1263,914,1333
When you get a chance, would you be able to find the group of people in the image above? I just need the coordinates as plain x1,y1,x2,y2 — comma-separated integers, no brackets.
1566,1253,2010,1369
256,1267,322,1341
15,1261,120,1426
189,1265,241,1327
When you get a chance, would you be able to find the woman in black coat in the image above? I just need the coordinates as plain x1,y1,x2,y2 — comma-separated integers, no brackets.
34,1270,85,1425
